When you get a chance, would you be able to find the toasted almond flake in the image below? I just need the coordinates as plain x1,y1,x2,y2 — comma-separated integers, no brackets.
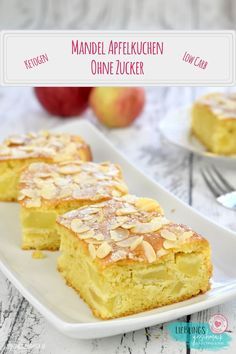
131,217,169,234
114,183,128,194
131,221,161,234
121,222,137,229
8,135,26,145
110,228,129,241
109,221,124,230
70,219,90,234
110,250,127,262
156,248,168,258
17,193,25,201
90,202,107,208
54,177,69,187
116,216,129,223
20,188,38,199
135,198,161,212
93,233,105,241
84,208,100,215
26,198,41,208
82,214,95,221
130,236,143,251
116,236,141,248
59,164,81,175
163,240,177,249
85,240,103,245
142,241,156,263
112,189,122,197
40,185,57,200
179,231,193,242
72,188,82,199
116,206,137,216
79,230,95,239
96,242,112,259
121,195,137,203
59,187,72,198
0,147,11,155
88,244,96,259
160,229,177,241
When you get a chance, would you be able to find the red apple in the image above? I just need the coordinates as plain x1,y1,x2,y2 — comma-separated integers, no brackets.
89,87,145,128
34,87,92,117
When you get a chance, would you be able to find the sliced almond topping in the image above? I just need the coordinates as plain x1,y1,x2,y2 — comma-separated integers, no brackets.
116,206,137,216
160,229,177,241
88,244,96,260
54,177,69,187
116,236,141,248
121,222,137,229
59,164,81,175
179,231,193,242
26,198,41,208
79,230,95,239
130,236,143,251
131,217,169,234
90,202,107,208
114,183,128,194
112,189,122,197
40,185,57,200
20,188,38,199
0,147,11,156
96,242,112,259
93,233,105,241
163,240,178,249
135,198,161,212
84,239,103,245
72,188,82,199
142,241,156,263
59,187,72,199
71,219,90,234
110,228,129,241
116,216,129,223
156,248,168,258
8,135,26,145
121,195,137,204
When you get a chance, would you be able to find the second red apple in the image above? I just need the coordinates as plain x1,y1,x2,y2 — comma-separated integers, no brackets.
89,87,145,128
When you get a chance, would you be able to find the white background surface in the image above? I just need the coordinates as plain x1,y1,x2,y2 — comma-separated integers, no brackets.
0,0,236,353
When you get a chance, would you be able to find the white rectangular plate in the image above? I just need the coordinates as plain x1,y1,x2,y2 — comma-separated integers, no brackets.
0,120,236,339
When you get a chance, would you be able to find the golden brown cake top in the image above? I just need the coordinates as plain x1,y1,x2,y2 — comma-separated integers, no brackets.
0,131,91,162
197,92,236,120
57,195,206,266
19,161,128,208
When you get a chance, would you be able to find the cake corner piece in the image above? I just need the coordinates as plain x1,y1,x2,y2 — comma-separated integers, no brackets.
0,131,92,202
19,160,128,251
56,195,212,320
191,92,236,155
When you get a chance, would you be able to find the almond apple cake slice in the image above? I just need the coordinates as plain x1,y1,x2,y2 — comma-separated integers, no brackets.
56,195,212,319
192,92,236,155
0,131,91,201
18,161,128,250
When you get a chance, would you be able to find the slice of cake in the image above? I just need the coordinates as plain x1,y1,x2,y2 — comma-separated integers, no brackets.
0,131,92,201
191,92,236,155
19,161,128,250
56,195,212,319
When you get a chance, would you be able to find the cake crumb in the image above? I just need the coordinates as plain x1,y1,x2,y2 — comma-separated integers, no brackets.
32,250,46,259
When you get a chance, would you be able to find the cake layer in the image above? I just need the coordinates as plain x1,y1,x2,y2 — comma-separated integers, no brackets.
19,161,128,250
22,229,61,251
57,195,212,319
0,131,91,201
192,93,236,155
